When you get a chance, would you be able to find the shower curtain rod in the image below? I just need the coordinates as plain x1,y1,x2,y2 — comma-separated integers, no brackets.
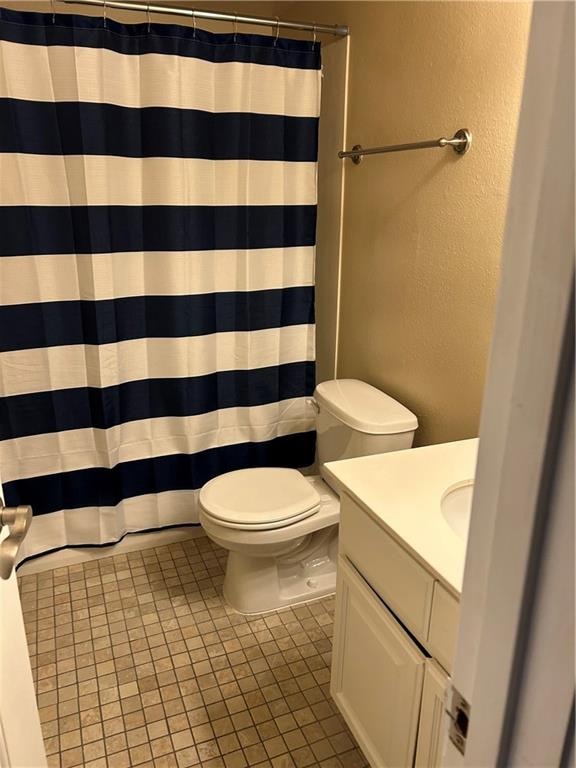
60,0,349,37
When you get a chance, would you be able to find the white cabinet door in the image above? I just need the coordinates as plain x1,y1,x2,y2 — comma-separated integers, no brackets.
415,660,449,768
331,556,426,768
0,485,47,767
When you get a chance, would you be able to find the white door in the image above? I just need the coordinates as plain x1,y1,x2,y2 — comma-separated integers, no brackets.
0,483,47,768
445,2,575,765
331,556,425,768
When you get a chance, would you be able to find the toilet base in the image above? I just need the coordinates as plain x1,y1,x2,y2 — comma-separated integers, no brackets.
222,525,338,615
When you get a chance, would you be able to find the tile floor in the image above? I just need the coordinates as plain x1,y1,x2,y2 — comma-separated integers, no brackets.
18,535,368,768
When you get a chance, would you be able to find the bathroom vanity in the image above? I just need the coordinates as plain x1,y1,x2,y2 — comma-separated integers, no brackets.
324,439,478,768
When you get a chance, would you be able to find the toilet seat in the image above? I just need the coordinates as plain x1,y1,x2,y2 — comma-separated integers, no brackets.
199,467,321,531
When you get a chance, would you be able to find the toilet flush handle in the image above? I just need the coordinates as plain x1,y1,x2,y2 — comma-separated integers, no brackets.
307,398,320,414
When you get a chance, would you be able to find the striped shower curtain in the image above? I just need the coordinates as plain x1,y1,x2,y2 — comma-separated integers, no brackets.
0,8,320,563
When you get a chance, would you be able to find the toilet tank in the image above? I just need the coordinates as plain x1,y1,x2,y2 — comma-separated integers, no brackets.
314,380,418,478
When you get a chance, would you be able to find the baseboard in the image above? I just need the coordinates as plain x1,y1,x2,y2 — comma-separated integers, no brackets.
17,525,206,576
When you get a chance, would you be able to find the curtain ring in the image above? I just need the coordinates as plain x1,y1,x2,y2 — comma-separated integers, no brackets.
312,22,317,49
147,0,151,32
51,0,56,23
274,16,279,46
192,8,196,38
233,13,238,43
102,0,107,28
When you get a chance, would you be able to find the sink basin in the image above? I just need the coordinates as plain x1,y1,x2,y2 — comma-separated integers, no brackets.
441,482,474,541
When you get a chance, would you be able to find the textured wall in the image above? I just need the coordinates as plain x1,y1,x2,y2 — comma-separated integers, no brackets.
276,1,532,445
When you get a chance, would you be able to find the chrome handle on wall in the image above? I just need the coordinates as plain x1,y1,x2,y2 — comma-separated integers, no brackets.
0,505,32,580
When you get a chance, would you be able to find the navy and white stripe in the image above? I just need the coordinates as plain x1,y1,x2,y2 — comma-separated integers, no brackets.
0,8,320,559
0,102,319,160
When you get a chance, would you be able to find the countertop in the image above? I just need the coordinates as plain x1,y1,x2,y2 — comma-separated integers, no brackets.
324,438,479,596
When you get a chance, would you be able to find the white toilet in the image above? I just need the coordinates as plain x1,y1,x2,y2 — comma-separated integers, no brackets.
199,379,418,614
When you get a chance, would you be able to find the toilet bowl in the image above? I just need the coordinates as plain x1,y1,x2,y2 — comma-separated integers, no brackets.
199,471,339,614
199,379,419,614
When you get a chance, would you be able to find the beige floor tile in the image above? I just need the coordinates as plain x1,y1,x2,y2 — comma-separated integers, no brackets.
106,731,129,754
60,746,84,768
151,735,174,758
174,745,200,767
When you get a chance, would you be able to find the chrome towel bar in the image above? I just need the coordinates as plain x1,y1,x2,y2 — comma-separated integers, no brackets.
339,129,472,164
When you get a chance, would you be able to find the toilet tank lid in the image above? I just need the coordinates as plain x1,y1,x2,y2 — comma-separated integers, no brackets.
314,379,418,435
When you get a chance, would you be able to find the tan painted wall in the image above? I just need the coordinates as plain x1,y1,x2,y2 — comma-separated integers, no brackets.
277,1,532,445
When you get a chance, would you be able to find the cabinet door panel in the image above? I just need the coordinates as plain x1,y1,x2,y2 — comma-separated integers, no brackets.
331,557,426,768
415,660,449,768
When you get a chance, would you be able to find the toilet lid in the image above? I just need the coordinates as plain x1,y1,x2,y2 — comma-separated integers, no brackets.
199,468,321,529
